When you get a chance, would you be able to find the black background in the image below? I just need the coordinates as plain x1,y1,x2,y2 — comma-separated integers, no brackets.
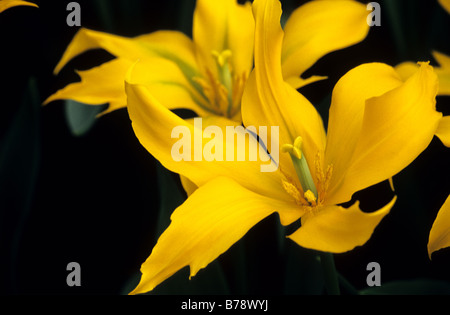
1,0,450,295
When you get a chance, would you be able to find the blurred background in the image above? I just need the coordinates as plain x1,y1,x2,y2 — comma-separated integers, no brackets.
1,0,450,295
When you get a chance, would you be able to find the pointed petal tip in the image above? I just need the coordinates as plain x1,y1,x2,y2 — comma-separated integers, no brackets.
52,28,99,75
436,116,450,147
416,61,440,105
128,283,152,296
289,196,396,254
416,61,437,78
438,0,450,14
124,59,141,85
427,248,433,260
281,0,369,80
42,96,52,106
427,195,450,261
0,1,38,13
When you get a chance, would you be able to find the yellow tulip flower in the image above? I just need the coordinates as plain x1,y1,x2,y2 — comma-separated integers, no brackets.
124,0,442,294
44,0,370,120
394,0,450,148
439,0,450,13
428,194,450,259
0,0,37,13
398,0,450,260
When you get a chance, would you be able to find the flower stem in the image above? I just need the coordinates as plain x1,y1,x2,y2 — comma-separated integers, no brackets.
338,273,358,295
319,252,340,295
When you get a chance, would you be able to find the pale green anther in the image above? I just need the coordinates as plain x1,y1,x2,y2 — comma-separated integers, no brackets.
282,136,318,199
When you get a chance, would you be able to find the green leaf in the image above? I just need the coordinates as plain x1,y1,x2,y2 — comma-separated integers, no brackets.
154,162,186,238
360,278,450,295
283,243,324,294
64,100,107,136
93,0,115,32
0,77,41,292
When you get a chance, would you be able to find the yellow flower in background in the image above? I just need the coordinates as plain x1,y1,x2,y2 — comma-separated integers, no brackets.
439,0,450,13
395,0,450,148
396,52,450,97
426,0,450,261
45,0,255,120
428,195,450,259
44,0,370,121
0,0,37,13
396,0,450,97
397,0,450,259
396,54,450,148
125,0,441,294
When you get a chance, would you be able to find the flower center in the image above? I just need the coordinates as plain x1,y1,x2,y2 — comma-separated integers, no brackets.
281,136,333,210
193,50,246,119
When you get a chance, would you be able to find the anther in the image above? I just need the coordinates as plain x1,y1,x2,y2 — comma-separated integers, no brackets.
304,190,317,206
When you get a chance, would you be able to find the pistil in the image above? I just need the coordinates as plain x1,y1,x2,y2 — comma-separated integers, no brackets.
282,136,318,201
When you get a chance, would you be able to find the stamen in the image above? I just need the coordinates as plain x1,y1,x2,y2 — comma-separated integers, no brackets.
325,165,333,192
230,72,247,117
192,49,246,120
192,68,228,114
313,151,333,203
304,190,317,206
281,179,302,205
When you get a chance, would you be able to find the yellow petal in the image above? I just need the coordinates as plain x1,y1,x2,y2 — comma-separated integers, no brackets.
0,0,37,13
129,176,302,294
193,0,231,65
54,28,199,80
394,61,420,81
43,58,131,115
325,63,404,204
45,56,212,117
288,197,396,253
130,58,214,117
193,0,254,77
330,63,442,205
125,78,290,202
433,51,450,96
436,116,450,147
395,53,450,96
243,0,326,181
227,0,255,77
281,0,369,85
388,177,395,192
438,0,450,14
285,75,328,90
50,27,213,116
428,194,450,259
433,51,450,69
179,175,198,197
